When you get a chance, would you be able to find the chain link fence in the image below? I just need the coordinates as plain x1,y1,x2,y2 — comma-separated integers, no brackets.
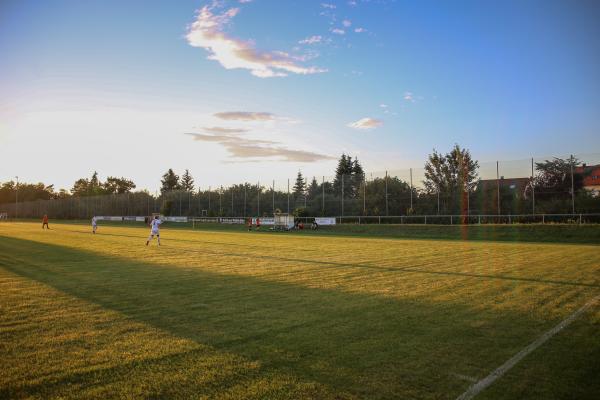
3,153,600,223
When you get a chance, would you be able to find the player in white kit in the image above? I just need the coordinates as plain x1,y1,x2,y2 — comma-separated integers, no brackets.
92,216,98,234
146,215,162,246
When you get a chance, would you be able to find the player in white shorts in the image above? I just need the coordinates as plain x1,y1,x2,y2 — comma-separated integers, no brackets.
146,215,162,246
92,216,98,234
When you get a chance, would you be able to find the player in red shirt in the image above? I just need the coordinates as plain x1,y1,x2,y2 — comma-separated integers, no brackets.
42,214,50,229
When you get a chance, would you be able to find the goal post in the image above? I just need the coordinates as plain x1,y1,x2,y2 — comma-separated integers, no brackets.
274,212,294,231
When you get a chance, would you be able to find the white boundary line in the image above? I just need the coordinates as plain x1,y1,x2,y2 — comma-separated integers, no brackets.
456,294,600,400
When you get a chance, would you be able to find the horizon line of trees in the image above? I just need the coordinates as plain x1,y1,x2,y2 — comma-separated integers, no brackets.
2,146,599,216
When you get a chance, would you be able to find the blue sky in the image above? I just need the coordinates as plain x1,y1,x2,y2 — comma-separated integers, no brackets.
1,0,599,191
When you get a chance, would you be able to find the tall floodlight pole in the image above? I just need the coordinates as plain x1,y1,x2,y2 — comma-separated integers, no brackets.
287,179,290,214
15,176,18,220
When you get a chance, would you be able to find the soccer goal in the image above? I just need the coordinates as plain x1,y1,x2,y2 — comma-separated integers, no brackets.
274,213,294,231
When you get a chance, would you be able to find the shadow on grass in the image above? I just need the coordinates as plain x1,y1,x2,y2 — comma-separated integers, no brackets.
0,236,597,399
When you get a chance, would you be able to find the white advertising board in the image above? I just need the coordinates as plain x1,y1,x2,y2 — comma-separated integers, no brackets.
164,216,188,223
315,217,336,225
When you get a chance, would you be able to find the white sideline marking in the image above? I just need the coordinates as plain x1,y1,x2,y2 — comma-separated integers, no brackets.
456,294,600,400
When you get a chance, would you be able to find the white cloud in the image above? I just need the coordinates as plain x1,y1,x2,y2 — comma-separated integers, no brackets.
342,19,352,27
404,91,415,102
330,28,345,35
299,35,323,45
214,111,275,121
238,0,253,3
354,27,366,33
186,5,327,78
347,117,383,130
321,3,336,9
379,104,388,108
202,126,249,134
186,133,335,162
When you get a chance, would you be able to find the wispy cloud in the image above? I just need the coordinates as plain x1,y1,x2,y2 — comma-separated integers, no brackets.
330,28,345,35
201,126,249,134
214,111,276,121
321,3,336,9
186,133,335,162
347,117,383,130
299,35,323,45
186,4,327,78
404,91,415,102
354,27,366,33
342,19,352,27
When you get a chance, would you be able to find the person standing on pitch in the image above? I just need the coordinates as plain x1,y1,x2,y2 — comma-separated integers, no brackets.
146,215,162,246
42,214,50,229
92,216,98,234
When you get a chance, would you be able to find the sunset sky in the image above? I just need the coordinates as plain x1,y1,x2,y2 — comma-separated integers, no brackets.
1,0,599,191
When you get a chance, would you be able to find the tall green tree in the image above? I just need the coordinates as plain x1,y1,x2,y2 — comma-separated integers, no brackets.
333,154,355,197
424,145,478,193
307,177,320,198
180,169,195,192
103,177,136,194
160,169,180,194
351,157,365,198
293,171,306,198
533,156,583,194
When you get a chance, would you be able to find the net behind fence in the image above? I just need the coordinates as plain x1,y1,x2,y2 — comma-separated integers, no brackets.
2,153,600,222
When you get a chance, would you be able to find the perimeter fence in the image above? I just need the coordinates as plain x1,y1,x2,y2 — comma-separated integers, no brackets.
3,153,600,224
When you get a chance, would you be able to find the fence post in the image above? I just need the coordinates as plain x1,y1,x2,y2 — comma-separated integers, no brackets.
450,215,453,225
341,174,344,217
579,213,582,225
496,161,500,215
425,215,427,225
478,215,481,225
570,155,575,214
409,168,413,211
542,214,545,224
363,177,366,215
322,176,325,216
531,157,535,215
378,215,381,224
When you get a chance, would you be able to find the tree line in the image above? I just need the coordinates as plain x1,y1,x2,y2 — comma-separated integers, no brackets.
1,146,598,216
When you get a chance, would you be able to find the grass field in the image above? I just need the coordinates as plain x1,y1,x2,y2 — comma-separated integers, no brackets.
1,222,599,399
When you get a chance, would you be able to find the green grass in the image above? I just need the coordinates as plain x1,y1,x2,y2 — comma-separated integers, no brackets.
0,222,598,399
